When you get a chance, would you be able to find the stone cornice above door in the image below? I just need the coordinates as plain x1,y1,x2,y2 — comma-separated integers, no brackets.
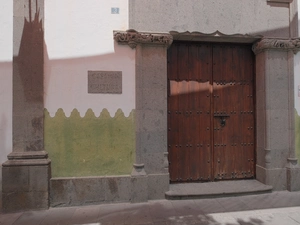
114,29,173,49
267,0,293,3
114,30,263,47
170,31,262,44
252,38,300,55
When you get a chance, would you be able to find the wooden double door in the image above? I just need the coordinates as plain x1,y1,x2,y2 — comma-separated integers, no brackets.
167,42,255,182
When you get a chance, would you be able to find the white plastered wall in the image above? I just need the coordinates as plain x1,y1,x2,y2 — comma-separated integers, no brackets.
0,2,13,177
44,0,134,117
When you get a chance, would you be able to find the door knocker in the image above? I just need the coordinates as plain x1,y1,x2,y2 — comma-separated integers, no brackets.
214,114,230,127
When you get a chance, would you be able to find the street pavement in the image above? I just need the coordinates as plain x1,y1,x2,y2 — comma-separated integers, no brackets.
1,191,300,225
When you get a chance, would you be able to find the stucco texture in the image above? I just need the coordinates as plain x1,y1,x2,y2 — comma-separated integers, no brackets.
44,108,135,177
296,111,300,159
129,0,290,38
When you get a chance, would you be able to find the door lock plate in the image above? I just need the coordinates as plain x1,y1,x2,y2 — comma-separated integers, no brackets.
214,114,230,127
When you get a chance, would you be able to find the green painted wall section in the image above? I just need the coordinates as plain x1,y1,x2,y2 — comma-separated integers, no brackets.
296,110,300,159
44,108,135,177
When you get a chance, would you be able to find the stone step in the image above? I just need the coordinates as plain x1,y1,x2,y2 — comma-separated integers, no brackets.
165,179,273,200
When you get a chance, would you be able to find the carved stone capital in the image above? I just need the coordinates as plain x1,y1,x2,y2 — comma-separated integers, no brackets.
114,29,173,49
265,148,271,169
131,163,147,176
287,158,299,168
252,38,300,54
267,0,293,3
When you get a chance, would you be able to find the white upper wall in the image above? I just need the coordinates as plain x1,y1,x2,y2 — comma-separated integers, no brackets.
44,0,134,117
46,0,128,59
0,1,13,166
0,2,13,61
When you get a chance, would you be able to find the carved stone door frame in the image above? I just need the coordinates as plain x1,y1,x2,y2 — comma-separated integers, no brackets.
114,30,300,196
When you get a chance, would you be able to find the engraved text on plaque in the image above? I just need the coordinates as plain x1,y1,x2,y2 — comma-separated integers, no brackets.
88,71,122,94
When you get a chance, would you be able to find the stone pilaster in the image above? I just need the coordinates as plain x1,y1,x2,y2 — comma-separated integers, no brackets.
289,0,298,38
114,30,172,201
2,0,50,212
253,38,300,191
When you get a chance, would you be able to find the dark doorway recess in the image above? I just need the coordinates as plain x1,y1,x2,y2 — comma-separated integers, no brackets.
167,42,255,183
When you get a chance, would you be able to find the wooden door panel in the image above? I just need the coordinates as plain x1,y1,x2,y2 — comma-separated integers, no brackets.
168,43,179,181
240,46,255,177
168,42,255,183
190,44,212,181
177,43,190,181
212,45,233,180
212,45,255,180
168,43,212,182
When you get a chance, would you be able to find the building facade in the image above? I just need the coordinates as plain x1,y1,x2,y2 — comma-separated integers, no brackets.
1,0,300,212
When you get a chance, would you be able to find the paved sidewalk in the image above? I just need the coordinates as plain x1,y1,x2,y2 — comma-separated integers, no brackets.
1,191,300,225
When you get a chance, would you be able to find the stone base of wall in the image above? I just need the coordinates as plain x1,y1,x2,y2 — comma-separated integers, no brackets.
287,166,300,191
50,173,169,207
148,174,169,200
2,152,51,212
256,165,287,191
256,164,300,192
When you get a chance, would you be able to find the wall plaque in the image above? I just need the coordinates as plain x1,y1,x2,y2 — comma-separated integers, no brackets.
88,71,122,94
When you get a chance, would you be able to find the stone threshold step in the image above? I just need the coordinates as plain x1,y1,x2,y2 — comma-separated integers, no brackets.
165,179,272,200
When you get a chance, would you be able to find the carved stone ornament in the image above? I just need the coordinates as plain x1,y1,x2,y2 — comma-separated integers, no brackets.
267,0,293,3
114,29,173,49
170,30,262,44
252,38,300,54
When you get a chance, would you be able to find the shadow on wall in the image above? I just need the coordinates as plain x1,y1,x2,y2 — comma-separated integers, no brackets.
16,0,44,103
0,61,12,167
0,115,8,155
12,0,49,152
43,40,135,118
0,114,9,182
77,200,265,225
164,214,264,225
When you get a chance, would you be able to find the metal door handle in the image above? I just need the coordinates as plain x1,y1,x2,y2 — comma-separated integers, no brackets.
214,114,230,127
220,118,226,127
